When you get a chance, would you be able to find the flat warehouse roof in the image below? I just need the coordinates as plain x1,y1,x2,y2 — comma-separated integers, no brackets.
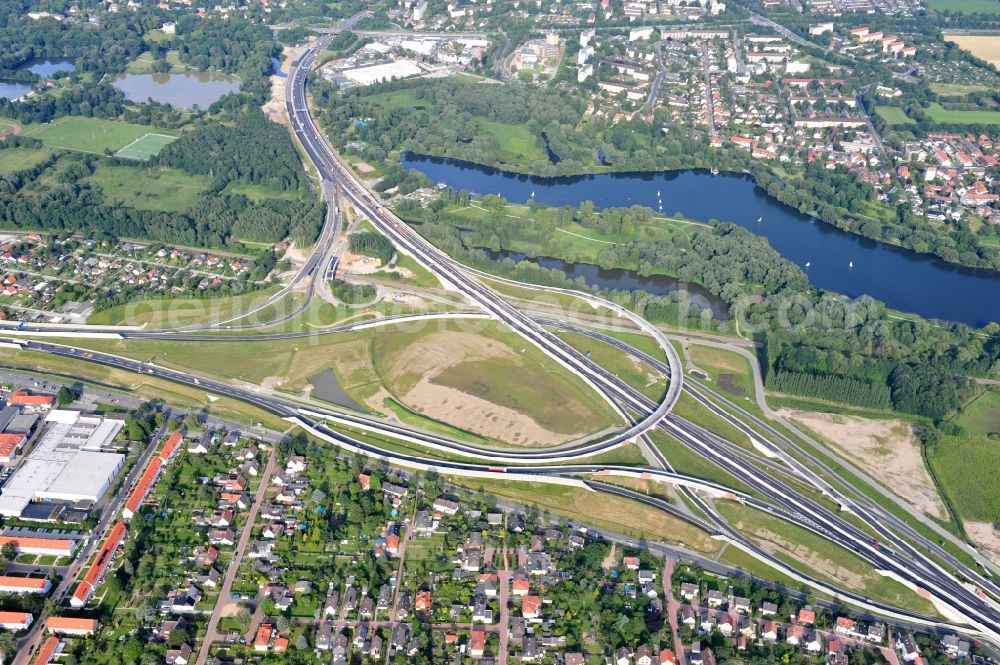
45,452,124,501
0,412,125,516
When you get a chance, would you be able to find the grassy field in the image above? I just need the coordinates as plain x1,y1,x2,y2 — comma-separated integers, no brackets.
478,118,549,164
931,0,1000,13
0,145,54,174
125,50,187,74
926,103,1000,125
365,88,424,111
875,106,915,125
649,429,758,496
688,344,755,401
223,180,301,202
447,476,722,555
927,430,1000,522
69,319,618,444
87,164,208,212
364,87,549,165
26,117,178,155
671,390,753,449
87,286,282,327
371,321,618,441
382,396,489,445
930,82,993,96
553,328,667,401
719,502,938,616
116,133,178,160
954,386,1000,436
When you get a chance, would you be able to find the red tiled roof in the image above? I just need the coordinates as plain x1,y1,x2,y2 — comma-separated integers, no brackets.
47,617,98,634
0,432,25,459
123,457,162,518
254,623,273,648
32,636,60,665
0,611,32,626
0,576,48,590
0,536,73,555
8,389,53,406
158,432,182,463
72,522,126,605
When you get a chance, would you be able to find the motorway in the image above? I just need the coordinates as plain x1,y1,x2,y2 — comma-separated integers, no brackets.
280,25,1000,647
8,10,1000,657
5,331,994,643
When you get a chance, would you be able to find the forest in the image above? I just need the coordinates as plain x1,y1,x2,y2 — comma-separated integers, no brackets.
349,231,396,264
0,109,323,248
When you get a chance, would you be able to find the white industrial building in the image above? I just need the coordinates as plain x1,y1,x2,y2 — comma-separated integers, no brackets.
340,60,423,86
0,411,125,517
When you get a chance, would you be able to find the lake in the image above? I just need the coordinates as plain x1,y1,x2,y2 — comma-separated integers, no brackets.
0,58,77,101
310,369,365,411
0,81,31,101
111,71,241,109
486,249,729,319
25,58,76,77
403,154,1000,327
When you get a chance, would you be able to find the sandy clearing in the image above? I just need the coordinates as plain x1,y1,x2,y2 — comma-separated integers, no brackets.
262,41,313,125
382,330,587,445
340,249,383,275
779,409,949,520
733,519,869,589
966,522,1000,565
384,331,514,385
0,120,21,138
220,601,240,617
401,375,573,445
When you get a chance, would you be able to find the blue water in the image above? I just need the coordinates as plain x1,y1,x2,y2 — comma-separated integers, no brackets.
272,57,286,78
403,154,1000,327
25,59,75,77
0,81,30,101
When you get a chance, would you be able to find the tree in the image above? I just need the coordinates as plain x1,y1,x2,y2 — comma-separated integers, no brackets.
0,542,15,561
56,386,75,406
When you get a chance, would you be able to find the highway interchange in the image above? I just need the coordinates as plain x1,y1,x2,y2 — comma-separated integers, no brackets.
7,10,1000,658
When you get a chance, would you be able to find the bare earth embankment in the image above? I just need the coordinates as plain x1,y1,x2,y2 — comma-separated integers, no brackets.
778,409,949,520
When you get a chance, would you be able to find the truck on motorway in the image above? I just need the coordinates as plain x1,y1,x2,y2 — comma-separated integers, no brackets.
872,539,895,557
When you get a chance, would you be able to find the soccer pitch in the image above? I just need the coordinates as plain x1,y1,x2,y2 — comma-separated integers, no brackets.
115,133,179,160
26,117,178,158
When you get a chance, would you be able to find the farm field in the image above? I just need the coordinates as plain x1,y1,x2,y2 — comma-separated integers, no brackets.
945,34,1000,66
932,0,1000,14
25,116,178,155
875,106,915,125
87,164,208,212
925,103,1000,125
930,82,993,96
